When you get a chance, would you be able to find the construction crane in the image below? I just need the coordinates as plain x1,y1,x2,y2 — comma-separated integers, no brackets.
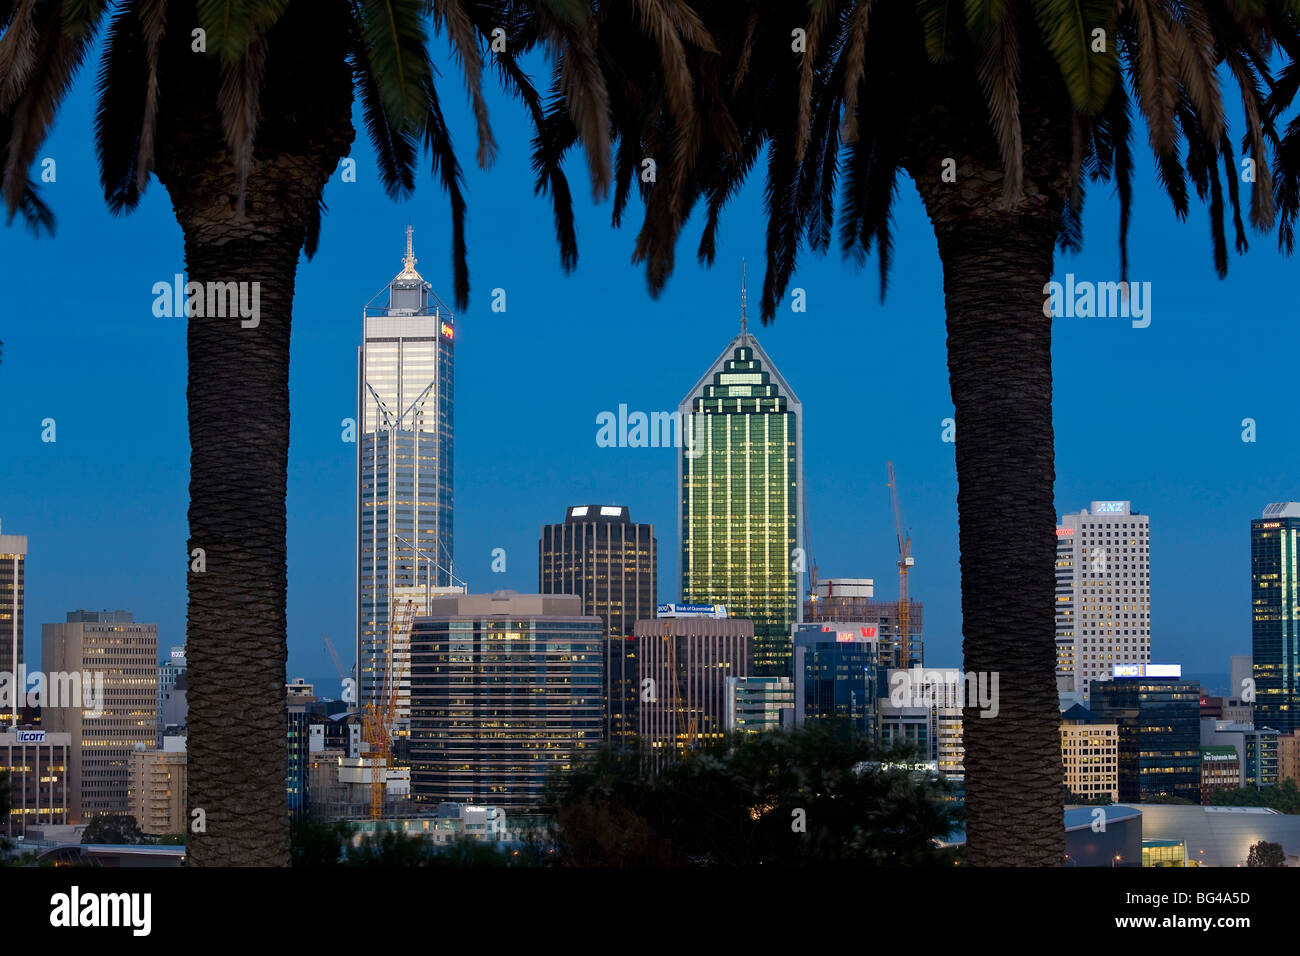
361,600,416,820
887,462,915,669
323,634,348,683
803,484,819,612
663,622,697,755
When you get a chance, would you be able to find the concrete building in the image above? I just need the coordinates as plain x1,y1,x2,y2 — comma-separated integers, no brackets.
803,578,923,671
2,727,70,839
725,676,794,734
1251,504,1300,733
1201,746,1242,804
0,521,26,727
1136,804,1300,866
127,736,186,836
1060,704,1119,802
357,226,457,741
882,666,967,782
1055,501,1151,701
679,300,802,678
42,610,158,821
1089,671,1201,804
1279,729,1300,785
635,612,751,771
156,646,185,742
1201,719,1280,789
409,592,603,810
539,504,656,749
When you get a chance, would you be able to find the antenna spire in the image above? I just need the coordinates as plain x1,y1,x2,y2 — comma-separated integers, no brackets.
400,225,418,277
740,259,748,337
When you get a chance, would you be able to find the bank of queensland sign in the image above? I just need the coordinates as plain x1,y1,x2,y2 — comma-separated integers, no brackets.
657,603,728,619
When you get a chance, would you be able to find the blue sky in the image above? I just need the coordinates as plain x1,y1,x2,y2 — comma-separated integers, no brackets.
1,41,1292,693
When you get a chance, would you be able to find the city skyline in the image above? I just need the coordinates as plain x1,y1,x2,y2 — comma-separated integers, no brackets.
2,57,1296,688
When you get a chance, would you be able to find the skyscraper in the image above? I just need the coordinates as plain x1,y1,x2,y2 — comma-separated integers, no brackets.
42,610,158,821
1089,670,1201,804
634,611,751,771
408,592,603,809
791,622,878,737
679,285,802,677
1251,503,1300,733
357,227,456,735
539,505,656,748
804,578,924,671
0,520,26,727
1055,501,1151,702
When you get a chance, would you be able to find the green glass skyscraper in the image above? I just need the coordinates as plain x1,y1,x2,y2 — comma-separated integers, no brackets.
1251,503,1300,733
679,287,803,677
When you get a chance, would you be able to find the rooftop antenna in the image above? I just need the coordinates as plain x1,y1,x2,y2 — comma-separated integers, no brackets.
399,224,418,278
740,259,748,337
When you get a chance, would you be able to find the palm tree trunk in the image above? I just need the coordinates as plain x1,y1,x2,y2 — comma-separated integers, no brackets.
936,215,1064,866
181,229,298,866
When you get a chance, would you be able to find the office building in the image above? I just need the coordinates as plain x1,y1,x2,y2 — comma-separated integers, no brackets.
409,592,603,810
725,676,794,735
804,578,924,670
539,505,656,749
157,646,186,743
2,727,70,839
1278,730,1300,784
1089,670,1201,804
1059,704,1119,802
679,299,802,677
127,737,187,836
357,227,456,739
1201,719,1280,789
884,666,967,782
287,680,316,818
42,610,158,821
0,521,25,727
791,622,878,737
1200,747,1241,804
1251,504,1300,733
1055,501,1151,702
635,612,750,770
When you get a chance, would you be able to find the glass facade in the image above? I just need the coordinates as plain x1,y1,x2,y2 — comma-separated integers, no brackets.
0,526,25,726
357,229,455,735
680,337,802,677
1251,510,1300,733
791,623,877,737
1088,677,1202,804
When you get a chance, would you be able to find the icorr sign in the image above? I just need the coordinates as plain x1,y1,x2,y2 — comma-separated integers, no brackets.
16,730,45,743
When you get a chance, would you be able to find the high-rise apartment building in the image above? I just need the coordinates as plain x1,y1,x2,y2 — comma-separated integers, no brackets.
804,578,923,671
1251,504,1300,733
635,613,751,771
0,520,26,727
409,592,603,810
128,737,187,836
539,505,656,748
680,307,802,677
42,610,158,821
1059,704,1119,802
357,227,456,737
1055,501,1151,702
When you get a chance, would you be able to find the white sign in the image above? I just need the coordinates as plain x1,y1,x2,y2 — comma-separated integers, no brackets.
16,730,45,743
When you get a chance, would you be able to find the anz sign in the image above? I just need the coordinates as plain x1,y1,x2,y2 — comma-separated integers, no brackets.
1093,501,1127,514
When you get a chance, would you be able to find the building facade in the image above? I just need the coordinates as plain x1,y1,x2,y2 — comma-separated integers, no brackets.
679,316,802,677
1059,704,1119,802
635,614,751,770
539,505,656,749
41,610,158,821
409,592,603,810
127,737,186,836
1055,502,1151,702
791,622,878,737
725,676,794,734
2,728,70,839
357,227,456,738
0,521,26,727
1200,746,1242,804
1279,729,1300,785
804,579,923,671
1251,504,1300,733
1089,673,1201,804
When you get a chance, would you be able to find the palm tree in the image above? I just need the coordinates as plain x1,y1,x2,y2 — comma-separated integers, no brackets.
529,0,1299,864
1,0,693,865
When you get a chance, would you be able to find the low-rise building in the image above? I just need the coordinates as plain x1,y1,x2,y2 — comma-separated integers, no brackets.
2,728,70,839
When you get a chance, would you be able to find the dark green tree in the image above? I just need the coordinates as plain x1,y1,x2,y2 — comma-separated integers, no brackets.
1246,839,1286,867
80,814,142,845
289,816,352,867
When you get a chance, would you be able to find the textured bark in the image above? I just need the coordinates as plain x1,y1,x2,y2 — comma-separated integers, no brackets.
151,1,355,866
903,49,1073,865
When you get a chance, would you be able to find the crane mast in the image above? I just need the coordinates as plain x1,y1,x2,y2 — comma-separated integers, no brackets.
887,462,914,669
